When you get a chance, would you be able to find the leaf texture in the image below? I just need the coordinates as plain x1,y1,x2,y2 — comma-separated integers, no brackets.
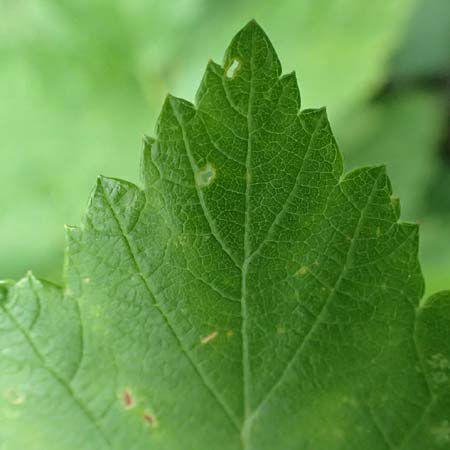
0,21,449,450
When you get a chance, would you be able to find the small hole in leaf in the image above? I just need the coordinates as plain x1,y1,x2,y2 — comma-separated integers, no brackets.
226,59,241,78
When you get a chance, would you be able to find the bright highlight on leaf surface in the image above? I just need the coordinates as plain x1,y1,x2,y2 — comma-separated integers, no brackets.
0,21,449,450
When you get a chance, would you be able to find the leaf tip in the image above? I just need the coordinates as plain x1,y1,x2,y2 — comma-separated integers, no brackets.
224,19,281,78
241,18,264,34
26,270,36,283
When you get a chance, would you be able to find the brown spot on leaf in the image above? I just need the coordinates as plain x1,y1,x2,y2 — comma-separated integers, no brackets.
143,412,157,428
122,388,134,409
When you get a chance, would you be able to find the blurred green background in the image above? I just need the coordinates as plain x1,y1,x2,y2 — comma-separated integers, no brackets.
1,0,449,294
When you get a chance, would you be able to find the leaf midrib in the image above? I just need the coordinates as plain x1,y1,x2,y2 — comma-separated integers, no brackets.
239,26,256,449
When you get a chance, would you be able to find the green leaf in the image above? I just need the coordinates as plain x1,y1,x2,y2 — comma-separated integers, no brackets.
391,0,450,80
1,21,449,449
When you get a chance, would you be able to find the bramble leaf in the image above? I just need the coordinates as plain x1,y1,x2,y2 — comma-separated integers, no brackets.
1,21,449,450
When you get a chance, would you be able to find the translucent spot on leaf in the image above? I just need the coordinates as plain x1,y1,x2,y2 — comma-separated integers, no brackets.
4,389,26,405
246,169,252,183
296,266,308,276
83,277,91,284
342,396,358,407
376,226,381,237
432,420,450,445
178,233,191,246
122,388,135,409
226,59,241,78
64,287,74,297
143,412,157,428
428,354,450,388
195,163,216,188
201,331,218,344
226,330,234,337
277,326,286,335
429,354,450,370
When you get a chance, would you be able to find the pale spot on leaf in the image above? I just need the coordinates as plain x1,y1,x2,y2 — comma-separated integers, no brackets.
432,420,450,445
195,163,216,188
4,389,26,405
201,331,218,344
226,59,240,78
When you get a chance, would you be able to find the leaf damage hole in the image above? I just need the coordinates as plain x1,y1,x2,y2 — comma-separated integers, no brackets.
122,388,135,409
195,163,216,188
201,331,218,344
226,58,241,78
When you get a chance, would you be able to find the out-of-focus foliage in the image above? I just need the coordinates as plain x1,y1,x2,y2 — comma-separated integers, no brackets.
391,0,450,79
0,0,449,293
